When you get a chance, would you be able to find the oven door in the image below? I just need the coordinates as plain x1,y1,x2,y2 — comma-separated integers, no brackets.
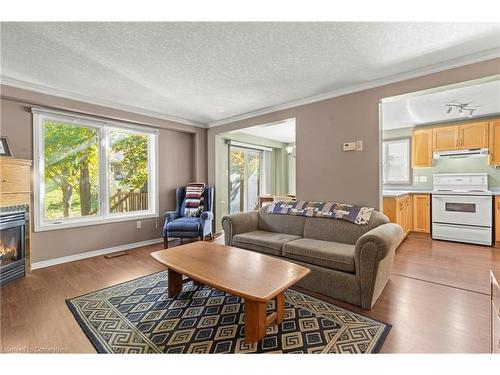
432,194,492,227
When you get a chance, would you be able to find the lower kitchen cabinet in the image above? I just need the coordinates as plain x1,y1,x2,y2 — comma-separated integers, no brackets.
383,194,412,238
412,194,430,233
495,196,500,243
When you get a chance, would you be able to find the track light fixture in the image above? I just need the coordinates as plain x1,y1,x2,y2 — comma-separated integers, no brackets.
445,103,477,118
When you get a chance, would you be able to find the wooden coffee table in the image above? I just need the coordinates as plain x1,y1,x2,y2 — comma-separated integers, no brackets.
151,241,310,343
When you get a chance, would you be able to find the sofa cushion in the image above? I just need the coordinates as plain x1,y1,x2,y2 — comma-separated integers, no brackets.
303,211,389,245
233,230,301,256
258,206,306,236
283,238,355,273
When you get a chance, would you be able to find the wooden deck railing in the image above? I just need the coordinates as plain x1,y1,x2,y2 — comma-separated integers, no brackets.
110,190,148,213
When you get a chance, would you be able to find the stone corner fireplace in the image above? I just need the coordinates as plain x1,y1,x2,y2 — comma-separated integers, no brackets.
0,205,29,286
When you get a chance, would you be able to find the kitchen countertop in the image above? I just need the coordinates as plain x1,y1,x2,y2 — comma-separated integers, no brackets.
489,188,500,195
382,189,433,198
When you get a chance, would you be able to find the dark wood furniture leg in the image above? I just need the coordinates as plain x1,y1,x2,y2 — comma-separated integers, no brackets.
168,269,183,298
164,237,168,249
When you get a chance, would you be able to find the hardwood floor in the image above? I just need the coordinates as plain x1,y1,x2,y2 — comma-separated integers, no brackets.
392,233,500,294
1,235,498,353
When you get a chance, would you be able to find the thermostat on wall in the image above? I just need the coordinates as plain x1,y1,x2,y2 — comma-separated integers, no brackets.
343,141,363,151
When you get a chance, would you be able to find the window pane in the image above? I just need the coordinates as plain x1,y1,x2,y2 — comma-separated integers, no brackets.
383,139,410,184
108,130,149,213
229,148,244,214
246,149,261,211
43,121,99,220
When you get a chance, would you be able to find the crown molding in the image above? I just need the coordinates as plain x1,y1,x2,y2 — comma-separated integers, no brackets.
0,76,206,128
207,48,500,128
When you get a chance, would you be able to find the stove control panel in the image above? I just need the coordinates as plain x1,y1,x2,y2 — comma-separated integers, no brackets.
433,173,488,192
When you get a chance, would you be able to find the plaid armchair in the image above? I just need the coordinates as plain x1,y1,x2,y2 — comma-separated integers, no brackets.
163,186,214,248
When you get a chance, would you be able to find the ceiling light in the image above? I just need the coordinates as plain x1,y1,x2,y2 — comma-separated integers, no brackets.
445,102,478,117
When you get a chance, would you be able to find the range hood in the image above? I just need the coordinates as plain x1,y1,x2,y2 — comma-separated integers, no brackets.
433,148,489,159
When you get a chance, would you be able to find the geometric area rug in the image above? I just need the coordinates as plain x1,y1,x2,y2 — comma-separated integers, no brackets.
66,271,391,354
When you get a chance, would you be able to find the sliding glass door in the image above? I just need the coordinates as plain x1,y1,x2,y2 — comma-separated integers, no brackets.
229,146,262,214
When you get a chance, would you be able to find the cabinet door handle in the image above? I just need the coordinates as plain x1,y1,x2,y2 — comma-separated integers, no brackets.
1,178,7,183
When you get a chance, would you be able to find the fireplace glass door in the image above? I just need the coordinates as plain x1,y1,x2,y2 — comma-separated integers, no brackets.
0,226,23,267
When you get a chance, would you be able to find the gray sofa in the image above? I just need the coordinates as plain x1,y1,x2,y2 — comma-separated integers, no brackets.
222,206,403,310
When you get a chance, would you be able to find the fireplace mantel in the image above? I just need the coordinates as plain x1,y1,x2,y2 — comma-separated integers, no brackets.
0,157,32,271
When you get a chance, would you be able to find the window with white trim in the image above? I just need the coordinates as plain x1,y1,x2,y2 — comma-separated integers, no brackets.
382,138,411,185
33,109,159,231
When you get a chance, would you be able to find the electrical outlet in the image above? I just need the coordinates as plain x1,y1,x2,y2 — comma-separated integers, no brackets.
355,140,363,151
136,220,142,229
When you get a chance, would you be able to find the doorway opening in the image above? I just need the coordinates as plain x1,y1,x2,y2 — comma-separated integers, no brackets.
214,118,296,231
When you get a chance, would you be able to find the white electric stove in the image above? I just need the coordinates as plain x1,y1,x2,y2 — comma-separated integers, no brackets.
432,173,492,246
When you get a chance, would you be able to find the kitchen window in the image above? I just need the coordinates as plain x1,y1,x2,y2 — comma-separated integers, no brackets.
32,108,159,232
382,138,411,185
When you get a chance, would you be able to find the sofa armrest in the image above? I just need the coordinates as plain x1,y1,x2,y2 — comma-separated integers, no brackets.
354,223,403,309
222,211,259,246
164,210,180,223
200,211,214,221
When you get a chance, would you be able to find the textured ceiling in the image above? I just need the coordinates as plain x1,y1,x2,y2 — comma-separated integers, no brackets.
1,22,500,125
233,119,296,143
382,79,500,130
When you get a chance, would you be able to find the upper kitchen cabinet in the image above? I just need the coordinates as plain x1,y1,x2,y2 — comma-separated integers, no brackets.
432,122,488,152
432,125,460,151
460,121,488,149
489,119,500,166
411,128,433,168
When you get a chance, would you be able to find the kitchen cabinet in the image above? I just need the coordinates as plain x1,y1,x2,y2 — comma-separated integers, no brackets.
433,125,459,151
412,128,433,168
460,121,488,149
489,119,500,166
383,194,412,238
495,196,500,243
432,122,488,152
412,194,430,233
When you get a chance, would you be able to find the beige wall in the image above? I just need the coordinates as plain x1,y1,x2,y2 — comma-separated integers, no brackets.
0,85,207,263
2,58,499,262
208,58,500,212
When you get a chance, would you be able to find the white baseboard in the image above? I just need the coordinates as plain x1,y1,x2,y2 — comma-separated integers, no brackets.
31,238,164,270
